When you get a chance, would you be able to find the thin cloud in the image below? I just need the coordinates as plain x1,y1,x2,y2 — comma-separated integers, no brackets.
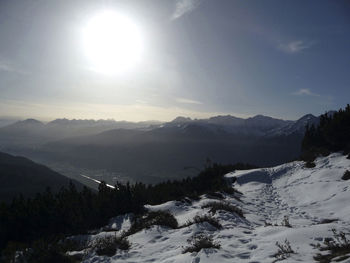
293,89,320,97
171,0,201,20
176,97,202,105
0,63,13,72
279,40,314,54
0,60,28,75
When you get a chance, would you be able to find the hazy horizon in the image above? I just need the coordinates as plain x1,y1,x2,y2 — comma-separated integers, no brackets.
0,109,327,123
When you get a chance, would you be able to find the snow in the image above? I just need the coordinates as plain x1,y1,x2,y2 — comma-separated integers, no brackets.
74,153,350,262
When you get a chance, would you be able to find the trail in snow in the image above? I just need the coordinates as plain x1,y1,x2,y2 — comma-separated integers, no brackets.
73,153,350,263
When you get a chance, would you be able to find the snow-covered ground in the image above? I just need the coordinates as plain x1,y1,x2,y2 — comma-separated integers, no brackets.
76,153,350,263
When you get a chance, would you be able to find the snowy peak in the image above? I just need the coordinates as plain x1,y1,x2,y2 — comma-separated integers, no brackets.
267,114,319,136
164,114,308,137
171,116,192,123
294,114,319,128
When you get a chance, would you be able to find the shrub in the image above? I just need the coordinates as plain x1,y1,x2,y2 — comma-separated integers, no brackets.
347,153,350,160
183,215,222,229
92,235,130,257
305,161,316,168
318,218,338,224
124,210,178,236
342,170,350,180
202,201,244,218
264,221,273,227
264,216,292,228
313,229,350,263
182,233,220,253
273,239,295,262
205,192,225,200
61,237,89,252
281,215,292,228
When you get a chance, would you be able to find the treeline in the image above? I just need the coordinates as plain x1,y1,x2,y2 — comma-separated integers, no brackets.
0,162,255,253
302,104,350,159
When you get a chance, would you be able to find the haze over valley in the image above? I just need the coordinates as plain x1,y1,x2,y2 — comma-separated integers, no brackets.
0,112,319,185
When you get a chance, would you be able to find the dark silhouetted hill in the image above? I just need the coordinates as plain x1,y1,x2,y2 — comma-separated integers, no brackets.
0,151,83,202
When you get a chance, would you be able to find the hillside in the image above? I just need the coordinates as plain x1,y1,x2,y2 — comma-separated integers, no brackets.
67,153,350,262
0,151,84,202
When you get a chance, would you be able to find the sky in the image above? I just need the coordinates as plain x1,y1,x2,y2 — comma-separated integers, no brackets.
0,0,349,121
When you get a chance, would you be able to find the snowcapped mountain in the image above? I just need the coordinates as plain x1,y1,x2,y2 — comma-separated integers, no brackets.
266,114,320,137
165,114,317,137
70,153,350,262
170,116,193,124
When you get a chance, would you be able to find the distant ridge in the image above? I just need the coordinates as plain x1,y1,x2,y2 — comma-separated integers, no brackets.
165,113,315,136
0,118,163,146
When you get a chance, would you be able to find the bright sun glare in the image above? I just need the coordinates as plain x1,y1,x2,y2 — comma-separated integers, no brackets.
83,10,143,74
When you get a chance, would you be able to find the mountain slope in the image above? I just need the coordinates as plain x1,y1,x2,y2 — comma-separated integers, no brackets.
72,153,350,262
266,114,319,136
0,151,84,202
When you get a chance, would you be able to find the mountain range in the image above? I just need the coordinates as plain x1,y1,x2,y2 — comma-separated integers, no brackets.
0,118,162,148
0,113,321,185
164,113,319,136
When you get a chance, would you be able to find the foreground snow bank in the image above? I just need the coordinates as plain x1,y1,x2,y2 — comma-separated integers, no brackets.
76,153,350,263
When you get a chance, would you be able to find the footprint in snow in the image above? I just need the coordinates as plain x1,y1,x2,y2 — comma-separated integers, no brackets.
248,244,258,250
239,238,251,244
236,252,251,259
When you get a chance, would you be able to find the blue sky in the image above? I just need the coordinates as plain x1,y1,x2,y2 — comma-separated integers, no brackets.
0,0,349,121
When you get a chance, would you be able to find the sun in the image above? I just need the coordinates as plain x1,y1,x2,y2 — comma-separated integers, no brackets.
83,10,144,74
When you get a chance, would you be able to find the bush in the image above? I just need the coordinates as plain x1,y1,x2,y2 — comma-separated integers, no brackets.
273,239,295,262
205,192,225,200
281,215,292,228
92,235,130,257
319,218,338,224
305,161,316,168
124,210,178,236
313,229,350,263
183,215,222,229
342,170,350,180
182,233,220,253
347,153,350,160
264,216,292,228
202,201,244,218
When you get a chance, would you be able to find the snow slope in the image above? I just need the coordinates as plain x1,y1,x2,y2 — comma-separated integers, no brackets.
76,153,350,263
